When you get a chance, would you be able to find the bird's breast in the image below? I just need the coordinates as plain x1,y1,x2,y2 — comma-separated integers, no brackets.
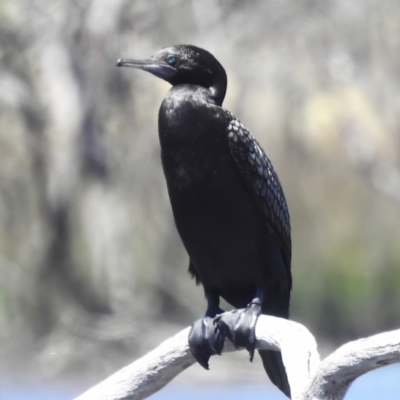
158,87,229,190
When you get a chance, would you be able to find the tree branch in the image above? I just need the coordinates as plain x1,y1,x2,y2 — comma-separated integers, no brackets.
74,313,400,400
303,329,400,399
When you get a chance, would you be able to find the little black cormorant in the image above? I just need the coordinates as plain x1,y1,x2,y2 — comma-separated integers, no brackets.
117,45,292,398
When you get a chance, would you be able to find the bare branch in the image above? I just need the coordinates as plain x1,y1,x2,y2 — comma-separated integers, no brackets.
74,315,400,400
74,314,318,400
303,329,400,400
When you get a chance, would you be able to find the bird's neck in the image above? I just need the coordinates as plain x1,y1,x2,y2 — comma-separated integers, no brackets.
158,85,228,155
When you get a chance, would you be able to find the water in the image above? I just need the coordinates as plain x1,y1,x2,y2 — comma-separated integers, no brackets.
0,386,76,400
346,363,400,400
3,364,399,399
151,364,400,400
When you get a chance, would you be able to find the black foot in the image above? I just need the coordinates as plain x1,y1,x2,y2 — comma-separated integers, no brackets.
215,302,261,361
188,316,226,369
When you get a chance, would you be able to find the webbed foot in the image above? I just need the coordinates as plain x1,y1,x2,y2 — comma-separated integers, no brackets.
215,301,261,361
188,316,226,369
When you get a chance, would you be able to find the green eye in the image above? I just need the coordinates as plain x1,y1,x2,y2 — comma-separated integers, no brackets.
166,55,177,65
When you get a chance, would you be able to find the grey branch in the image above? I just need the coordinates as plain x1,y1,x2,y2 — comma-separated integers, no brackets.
303,329,400,400
74,313,400,400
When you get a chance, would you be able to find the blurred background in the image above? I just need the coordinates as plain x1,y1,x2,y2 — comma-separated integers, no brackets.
0,0,400,398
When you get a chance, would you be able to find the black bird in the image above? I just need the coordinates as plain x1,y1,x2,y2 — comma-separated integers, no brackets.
117,45,292,398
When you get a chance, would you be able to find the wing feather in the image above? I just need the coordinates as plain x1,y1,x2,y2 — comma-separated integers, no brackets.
226,114,292,282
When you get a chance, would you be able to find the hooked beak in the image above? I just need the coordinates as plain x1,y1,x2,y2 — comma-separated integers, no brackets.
116,58,177,81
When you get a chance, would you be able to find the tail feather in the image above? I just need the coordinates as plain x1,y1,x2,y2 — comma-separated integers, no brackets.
259,349,291,399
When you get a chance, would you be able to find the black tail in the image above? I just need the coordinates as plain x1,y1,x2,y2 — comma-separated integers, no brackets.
259,349,291,398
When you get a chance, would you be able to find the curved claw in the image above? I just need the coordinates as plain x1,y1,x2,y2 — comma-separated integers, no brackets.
188,316,226,369
215,303,261,362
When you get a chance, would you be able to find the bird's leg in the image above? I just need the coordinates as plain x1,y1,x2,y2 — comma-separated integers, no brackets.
215,288,264,362
188,292,226,369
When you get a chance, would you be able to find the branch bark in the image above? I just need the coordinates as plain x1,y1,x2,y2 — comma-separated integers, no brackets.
74,313,400,400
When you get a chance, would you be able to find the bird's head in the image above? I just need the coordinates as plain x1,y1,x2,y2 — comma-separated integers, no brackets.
117,45,227,105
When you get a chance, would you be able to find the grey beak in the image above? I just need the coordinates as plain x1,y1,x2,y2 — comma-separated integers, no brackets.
116,58,177,80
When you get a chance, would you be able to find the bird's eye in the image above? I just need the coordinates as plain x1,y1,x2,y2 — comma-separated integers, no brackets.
166,55,177,65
